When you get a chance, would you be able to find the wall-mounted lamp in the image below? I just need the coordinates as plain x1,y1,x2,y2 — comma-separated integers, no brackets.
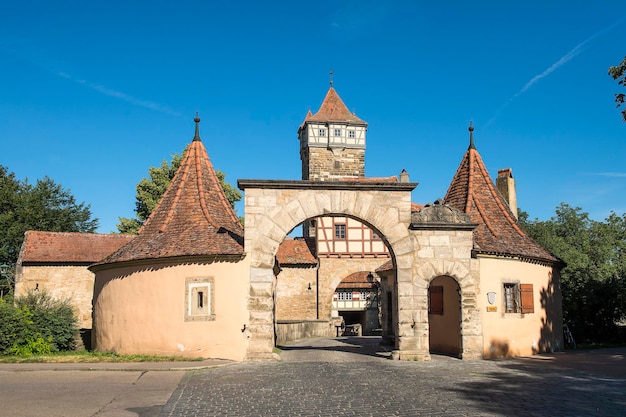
35,283,39,292
307,282,312,291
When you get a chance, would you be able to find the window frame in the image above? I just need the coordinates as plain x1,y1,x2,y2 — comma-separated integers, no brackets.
184,277,216,322
503,282,534,314
334,223,346,240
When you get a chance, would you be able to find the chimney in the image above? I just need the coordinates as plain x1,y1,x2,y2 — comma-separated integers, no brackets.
399,169,409,183
496,168,518,219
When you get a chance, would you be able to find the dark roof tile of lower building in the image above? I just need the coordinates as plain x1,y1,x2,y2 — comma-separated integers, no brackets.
276,238,317,265
19,231,134,264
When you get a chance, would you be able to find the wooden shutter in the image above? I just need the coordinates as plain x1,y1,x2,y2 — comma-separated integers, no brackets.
429,286,443,315
519,284,534,313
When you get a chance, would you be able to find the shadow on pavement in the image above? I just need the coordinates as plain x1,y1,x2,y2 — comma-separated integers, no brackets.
446,348,626,416
278,336,394,360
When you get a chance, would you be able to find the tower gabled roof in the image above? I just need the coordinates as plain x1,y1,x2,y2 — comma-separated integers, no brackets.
303,87,367,125
443,124,559,264
94,116,243,268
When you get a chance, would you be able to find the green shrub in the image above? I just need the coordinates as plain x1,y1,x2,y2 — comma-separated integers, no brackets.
9,336,53,356
0,297,30,354
0,290,78,355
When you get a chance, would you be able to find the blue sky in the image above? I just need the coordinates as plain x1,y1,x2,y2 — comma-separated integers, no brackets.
1,1,625,233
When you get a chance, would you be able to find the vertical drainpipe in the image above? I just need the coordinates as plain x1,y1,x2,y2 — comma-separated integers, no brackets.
316,259,320,320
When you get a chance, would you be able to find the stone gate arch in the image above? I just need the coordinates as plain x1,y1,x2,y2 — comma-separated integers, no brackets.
238,179,417,360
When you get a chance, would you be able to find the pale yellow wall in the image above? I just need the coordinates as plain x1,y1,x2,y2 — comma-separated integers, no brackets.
15,265,94,329
479,257,562,358
428,275,461,356
93,258,250,361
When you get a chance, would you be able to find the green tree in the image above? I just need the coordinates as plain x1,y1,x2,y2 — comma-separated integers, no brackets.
608,56,626,122
0,165,98,268
521,204,626,342
117,151,242,234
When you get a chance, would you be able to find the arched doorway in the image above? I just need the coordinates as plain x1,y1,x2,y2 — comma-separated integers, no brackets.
428,275,462,357
333,271,381,336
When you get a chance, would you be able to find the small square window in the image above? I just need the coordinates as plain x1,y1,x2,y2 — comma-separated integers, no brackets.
334,128,341,137
185,277,215,322
349,130,355,138
319,128,326,137
335,224,346,239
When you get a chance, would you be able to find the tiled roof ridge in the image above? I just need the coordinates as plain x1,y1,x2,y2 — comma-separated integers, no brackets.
159,141,220,232
307,87,367,124
472,149,525,237
25,230,129,238
443,126,559,264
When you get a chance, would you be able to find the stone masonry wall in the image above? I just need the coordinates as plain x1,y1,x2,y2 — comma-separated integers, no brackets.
243,185,415,360
275,266,318,320
304,147,365,181
410,228,483,359
15,265,95,329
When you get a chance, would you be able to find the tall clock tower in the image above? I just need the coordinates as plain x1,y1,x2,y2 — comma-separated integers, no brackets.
298,85,368,181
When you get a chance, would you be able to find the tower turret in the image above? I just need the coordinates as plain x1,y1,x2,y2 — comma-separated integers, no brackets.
298,85,367,181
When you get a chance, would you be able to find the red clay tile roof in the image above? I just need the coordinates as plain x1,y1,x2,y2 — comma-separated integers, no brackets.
303,87,367,125
336,271,378,289
276,238,317,265
376,260,393,273
95,117,244,267
443,126,559,263
19,231,134,264
411,203,424,213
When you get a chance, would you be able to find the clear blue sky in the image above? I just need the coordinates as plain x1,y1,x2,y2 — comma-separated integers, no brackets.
1,1,625,233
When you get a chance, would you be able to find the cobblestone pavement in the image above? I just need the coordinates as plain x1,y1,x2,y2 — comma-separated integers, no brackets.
160,337,626,416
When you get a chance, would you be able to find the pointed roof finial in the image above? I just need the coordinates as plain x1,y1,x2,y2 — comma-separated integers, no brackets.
193,112,201,142
468,120,475,150
329,69,334,87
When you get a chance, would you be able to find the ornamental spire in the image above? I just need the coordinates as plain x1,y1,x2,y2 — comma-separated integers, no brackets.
468,121,475,150
193,112,201,142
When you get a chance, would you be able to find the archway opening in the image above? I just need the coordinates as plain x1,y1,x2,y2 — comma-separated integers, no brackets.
274,214,395,352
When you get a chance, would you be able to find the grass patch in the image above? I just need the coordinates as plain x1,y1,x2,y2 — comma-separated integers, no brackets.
0,350,205,364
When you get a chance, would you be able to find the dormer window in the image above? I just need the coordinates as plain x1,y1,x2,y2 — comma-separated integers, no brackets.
319,128,326,137
334,128,342,137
